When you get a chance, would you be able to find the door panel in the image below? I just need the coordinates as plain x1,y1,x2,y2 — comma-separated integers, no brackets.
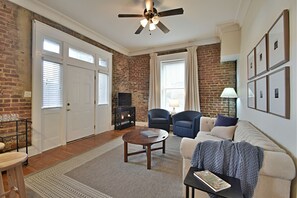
42,109,62,151
67,66,94,142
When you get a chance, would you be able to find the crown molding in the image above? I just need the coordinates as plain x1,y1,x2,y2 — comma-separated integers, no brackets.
128,37,220,56
235,0,251,26
9,0,130,55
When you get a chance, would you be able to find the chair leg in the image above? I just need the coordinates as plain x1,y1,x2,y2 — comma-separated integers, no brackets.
15,165,26,198
5,166,27,198
7,169,17,198
0,172,5,197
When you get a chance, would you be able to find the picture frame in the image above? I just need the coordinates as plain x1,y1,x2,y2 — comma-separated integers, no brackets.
255,34,268,76
247,81,256,109
268,67,290,119
255,76,267,112
247,49,256,79
267,9,289,70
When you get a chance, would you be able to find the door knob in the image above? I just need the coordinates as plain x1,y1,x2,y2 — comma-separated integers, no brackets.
67,103,71,111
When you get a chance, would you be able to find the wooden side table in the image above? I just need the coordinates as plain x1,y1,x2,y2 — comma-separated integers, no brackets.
184,167,243,198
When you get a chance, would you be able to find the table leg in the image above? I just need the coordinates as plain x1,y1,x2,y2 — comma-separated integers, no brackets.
124,141,128,162
186,185,189,198
162,140,166,154
191,187,195,198
147,145,151,169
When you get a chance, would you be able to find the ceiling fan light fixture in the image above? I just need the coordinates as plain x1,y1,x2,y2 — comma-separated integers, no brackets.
149,22,156,31
152,16,159,24
140,18,148,27
118,1,184,34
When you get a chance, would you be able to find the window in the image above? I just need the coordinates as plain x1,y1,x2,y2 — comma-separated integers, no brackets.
161,59,185,113
98,73,109,105
99,57,108,68
42,60,63,108
43,38,61,54
69,47,94,63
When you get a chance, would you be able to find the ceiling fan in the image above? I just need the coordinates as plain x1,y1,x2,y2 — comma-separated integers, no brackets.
118,0,184,34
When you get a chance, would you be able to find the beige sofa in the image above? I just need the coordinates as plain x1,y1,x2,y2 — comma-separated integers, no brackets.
180,116,296,198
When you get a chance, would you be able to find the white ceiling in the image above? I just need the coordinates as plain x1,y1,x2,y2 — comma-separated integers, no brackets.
10,0,249,55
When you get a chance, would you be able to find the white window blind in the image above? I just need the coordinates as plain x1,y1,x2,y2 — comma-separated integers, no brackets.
98,73,109,105
161,59,185,113
42,60,63,108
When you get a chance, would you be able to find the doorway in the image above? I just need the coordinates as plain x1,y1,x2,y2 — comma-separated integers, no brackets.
66,65,95,142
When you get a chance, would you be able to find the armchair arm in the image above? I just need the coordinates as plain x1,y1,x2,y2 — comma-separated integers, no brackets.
192,114,201,134
171,112,185,124
191,113,202,137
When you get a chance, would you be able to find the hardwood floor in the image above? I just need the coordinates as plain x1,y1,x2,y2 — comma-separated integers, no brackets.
22,126,138,176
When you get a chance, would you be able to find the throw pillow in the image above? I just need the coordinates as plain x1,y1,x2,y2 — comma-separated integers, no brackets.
210,126,237,140
214,114,238,126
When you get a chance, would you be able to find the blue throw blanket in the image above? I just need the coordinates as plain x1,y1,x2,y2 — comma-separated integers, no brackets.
191,140,263,198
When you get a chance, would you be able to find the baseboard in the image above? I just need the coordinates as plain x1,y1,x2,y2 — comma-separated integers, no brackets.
136,121,148,127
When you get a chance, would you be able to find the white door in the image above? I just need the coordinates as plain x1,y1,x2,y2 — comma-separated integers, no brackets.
66,65,95,142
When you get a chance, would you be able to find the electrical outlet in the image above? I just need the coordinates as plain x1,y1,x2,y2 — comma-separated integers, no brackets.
24,91,31,98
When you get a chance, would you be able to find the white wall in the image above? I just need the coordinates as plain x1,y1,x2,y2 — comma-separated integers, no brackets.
238,0,296,156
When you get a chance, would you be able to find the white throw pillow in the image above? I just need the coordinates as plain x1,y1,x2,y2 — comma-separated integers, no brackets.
210,126,237,140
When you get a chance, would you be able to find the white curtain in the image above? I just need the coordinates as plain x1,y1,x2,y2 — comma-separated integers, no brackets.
185,46,201,111
148,53,160,109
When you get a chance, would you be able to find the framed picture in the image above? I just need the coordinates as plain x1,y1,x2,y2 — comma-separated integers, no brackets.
255,76,267,112
255,34,268,76
247,49,256,79
247,81,256,109
268,9,289,70
268,67,290,119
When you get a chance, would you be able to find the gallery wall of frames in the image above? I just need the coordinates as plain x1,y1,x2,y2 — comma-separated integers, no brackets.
247,9,290,119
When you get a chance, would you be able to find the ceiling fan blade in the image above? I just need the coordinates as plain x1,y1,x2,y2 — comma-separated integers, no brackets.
145,0,153,11
157,21,170,33
135,25,144,34
118,14,143,18
158,8,184,17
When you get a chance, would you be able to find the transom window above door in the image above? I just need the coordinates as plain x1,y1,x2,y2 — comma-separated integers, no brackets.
68,47,94,63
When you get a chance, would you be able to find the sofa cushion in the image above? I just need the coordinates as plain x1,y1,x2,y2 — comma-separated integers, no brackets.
175,120,192,129
151,118,168,124
234,121,285,153
214,114,238,126
210,126,237,140
196,131,224,142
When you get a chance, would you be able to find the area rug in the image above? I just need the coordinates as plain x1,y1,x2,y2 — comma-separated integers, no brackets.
25,135,183,198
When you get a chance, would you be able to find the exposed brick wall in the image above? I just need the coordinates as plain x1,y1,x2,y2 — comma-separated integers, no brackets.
0,0,31,119
128,55,150,121
112,51,130,123
0,0,32,151
198,43,236,117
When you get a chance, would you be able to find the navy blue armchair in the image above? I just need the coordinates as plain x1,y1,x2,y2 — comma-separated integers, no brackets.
172,111,202,138
148,109,171,132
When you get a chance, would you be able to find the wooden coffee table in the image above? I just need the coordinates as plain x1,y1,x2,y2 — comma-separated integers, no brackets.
122,128,169,169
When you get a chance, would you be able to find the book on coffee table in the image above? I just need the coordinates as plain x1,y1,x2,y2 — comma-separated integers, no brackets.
140,130,159,138
193,170,231,192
